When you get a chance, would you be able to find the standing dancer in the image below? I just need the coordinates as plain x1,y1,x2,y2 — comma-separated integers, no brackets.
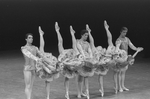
55,22,81,99
104,21,143,93
114,26,143,93
86,23,112,97
103,21,122,94
86,20,117,97
76,28,93,99
21,33,42,99
38,26,59,99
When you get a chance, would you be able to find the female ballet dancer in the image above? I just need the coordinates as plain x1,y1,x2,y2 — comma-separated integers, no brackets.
55,22,82,99
104,21,143,93
114,27,143,93
76,27,95,99
36,26,60,99
86,21,116,97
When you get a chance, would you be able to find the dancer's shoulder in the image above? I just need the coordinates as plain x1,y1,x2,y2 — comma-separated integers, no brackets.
21,45,38,51
21,45,28,50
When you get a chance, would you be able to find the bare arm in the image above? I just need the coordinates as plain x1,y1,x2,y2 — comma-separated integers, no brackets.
104,20,114,46
127,38,137,51
86,24,96,51
21,47,40,61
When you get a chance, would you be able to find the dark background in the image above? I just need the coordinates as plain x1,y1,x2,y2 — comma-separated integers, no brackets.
0,0,150,57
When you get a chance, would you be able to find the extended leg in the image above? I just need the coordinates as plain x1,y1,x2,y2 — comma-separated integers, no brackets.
39,26,45,53
55,22,64,54
70,26,78,53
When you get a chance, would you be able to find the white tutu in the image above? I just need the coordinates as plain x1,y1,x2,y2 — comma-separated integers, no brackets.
58,49,83,78
36,52,60,81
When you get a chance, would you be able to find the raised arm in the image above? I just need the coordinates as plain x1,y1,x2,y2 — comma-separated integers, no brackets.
104,20,114,46
86,24,96,51
70,26,79,54
55,22,64,54
39,26,45,53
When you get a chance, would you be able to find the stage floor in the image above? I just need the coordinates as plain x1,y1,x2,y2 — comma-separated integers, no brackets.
0,50,150,99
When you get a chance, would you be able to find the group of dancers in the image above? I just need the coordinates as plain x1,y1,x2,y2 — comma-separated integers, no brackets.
21,20,143,99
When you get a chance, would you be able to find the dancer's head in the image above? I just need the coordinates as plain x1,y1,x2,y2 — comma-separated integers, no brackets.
80,29,89,41
25,33,33,44
120,27,128,37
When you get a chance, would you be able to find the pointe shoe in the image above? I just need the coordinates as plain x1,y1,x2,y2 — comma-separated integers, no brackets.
86,95,90,99
115,90,118,94
65,94,69,99
119,89,123,92
99,89,104,97
114,87,118,94
81,92,87,97
77,94,81,98
123,87,129,91
86,91,90,99
47,97,50,99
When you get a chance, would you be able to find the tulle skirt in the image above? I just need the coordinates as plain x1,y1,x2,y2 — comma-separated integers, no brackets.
61,64,78,79
94,60,116,75
77,61,95,77
36,60,60,82
111,55,135,71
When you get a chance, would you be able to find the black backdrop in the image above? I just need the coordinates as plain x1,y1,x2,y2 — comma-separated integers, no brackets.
0,0,150,57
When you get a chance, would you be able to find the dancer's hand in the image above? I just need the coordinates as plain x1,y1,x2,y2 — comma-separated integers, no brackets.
137,47,143,52
70,25,75,34
104,20,109,29
55,22,60,32
39,26,44,35
86,24,91,33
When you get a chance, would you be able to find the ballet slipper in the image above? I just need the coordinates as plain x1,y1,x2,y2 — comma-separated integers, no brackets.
99,89,104,97
122,87,129,91
65,93,69,99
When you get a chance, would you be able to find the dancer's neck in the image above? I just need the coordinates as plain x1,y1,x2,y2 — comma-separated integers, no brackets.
26,43,32,46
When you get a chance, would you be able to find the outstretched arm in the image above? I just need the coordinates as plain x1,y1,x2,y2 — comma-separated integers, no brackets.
70,26,78,54
127,38,137,51
127,38,143,52
39,26,45,53
104,20,114,46
86,24,95,51
55,22,64,54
